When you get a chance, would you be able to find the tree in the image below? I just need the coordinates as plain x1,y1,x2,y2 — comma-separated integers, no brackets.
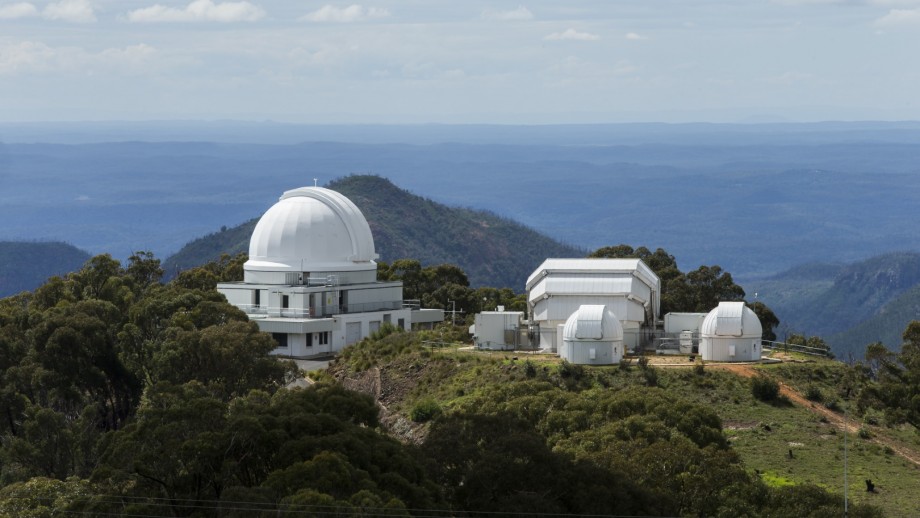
588,245,757,315
686,265,745,311
748,301,780,341
868,321,920,429
126,251,164,292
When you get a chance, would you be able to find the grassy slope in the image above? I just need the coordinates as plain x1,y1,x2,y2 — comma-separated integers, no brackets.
331,339,920,518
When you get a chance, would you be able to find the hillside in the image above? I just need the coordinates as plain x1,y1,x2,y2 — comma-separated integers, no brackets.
0,241,91,298
829,284,920,359
163,175,583,288
329,332,913,517
748,252,920,356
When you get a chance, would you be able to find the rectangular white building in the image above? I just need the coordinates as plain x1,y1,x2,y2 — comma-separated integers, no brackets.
526,258,660,351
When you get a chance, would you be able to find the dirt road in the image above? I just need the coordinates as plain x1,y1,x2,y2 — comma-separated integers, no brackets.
712,363,920,467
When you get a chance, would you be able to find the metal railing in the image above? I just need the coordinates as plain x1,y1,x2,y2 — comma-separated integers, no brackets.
235,300,404,318
761,340,832,357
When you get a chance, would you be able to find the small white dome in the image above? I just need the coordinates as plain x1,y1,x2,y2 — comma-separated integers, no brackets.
701,302,762,338
245,187,378,274
563,305,624,342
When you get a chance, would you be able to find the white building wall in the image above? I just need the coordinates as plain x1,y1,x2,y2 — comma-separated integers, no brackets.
473,311,524,350
533,296,646,328
700,337,761,362
559,341,622,365
664,313,709,334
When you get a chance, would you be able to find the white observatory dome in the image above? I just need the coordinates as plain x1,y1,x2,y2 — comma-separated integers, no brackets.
560,305,624,365
700,301,762,339
244,187,378,280
699,301,763,362
563,305,624,342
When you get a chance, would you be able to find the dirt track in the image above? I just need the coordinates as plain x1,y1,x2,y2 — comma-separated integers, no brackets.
711,363,920,467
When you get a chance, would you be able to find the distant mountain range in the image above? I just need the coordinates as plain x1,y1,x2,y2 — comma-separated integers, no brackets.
0,241,90,298
4,122,920,280
748,252,920,357
163,175,584,288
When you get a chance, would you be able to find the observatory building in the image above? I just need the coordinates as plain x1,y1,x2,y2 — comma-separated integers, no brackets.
559,305,624,365
526,258,660,351
699,301,762,362
217,186,443,358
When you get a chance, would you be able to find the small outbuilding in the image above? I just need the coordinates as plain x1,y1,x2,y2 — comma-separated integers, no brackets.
699,301,762,362
559,305,624,365
472,311,527,350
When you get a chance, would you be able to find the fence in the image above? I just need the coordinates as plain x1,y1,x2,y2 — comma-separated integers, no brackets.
761,339,832,357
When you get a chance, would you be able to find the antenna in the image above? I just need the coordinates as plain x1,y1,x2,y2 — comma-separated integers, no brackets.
313,178,318,187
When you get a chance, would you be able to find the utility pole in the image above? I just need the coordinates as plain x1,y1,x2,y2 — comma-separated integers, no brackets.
448,299,456,325
844,400,849,517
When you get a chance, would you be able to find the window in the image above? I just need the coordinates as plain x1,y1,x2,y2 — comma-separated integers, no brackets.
398,318,405,330
253,290,261,307
318,332,329,345
271,333,288,348
383,314,391,323
282,295,289,309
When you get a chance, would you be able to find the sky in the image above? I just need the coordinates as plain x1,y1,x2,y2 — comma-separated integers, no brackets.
1,0,919,123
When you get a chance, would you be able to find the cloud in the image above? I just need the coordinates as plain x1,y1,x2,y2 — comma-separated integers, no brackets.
625,32,647,40
300,5,390,23
0,2,38,19
0,41,157,75
874,7,920,26
544,28,599,41
481,5,533,21
127,0,265,23
42,0,95,23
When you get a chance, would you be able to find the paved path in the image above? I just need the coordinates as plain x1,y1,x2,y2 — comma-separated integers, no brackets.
286,358,332,389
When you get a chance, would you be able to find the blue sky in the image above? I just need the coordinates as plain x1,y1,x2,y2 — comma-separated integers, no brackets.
1,0,918,123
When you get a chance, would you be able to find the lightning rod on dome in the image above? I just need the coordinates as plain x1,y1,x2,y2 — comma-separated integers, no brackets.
313,178,318,187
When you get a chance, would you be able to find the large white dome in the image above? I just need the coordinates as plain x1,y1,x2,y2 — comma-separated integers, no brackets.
245,187,378,274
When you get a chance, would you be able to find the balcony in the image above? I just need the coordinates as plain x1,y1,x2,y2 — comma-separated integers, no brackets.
235,300,409,319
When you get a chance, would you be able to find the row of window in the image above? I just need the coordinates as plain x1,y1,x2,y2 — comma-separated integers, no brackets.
271,331,329,348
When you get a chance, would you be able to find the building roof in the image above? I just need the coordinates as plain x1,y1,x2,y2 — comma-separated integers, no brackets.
245,186,378,273
526,258,660,318
700,301,762,338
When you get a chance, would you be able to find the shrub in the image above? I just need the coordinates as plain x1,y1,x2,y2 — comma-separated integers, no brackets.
642,367,658,387
637,355,650,369
804,385,823,402
410,399,443,423
824,397,841,412
751,376,780,402
523,360,537,378
557,360,584,380
694,362,705,376
857,427,872,440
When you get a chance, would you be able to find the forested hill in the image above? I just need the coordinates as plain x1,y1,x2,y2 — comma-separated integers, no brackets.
164,175,583,288
748,252,920,357
0,241,91,297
